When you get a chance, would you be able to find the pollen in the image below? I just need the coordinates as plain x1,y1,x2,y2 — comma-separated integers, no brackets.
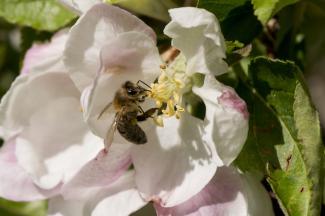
149,65,190,126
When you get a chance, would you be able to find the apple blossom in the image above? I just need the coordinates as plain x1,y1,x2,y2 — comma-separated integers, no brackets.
0,31,102,200
62,2,249,209
0,27,151,216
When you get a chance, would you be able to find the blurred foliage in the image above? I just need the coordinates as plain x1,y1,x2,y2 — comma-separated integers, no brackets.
0,19,54,98
0,18,20,97
106,0,179,21
0,0,76,31
199,0,263,44
198,0,248,20
252,0,300,24
0,199,47,216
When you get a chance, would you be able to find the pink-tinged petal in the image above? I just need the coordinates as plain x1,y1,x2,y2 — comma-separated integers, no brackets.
0,139,59,201
132,114,219,207
64,3,156,91
49,172,147,216
155,167,274,216
193,75,249,165
58,0,101,15
85,171,147,216
218,89,249,119
82,32,161,138
154,167,246,216
21,29,68,74
164,7,227,76
62,143,132,199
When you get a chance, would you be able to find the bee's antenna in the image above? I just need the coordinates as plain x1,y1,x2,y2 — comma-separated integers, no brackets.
137,80,151,89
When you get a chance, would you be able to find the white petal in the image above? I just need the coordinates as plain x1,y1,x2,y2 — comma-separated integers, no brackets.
62,144,132,199
58,0,101,14
8,72,102,190
86,171,147,216
193,75,249,165
155,166,274,216
82,32,161,137
243,173,274,216
15,99,102,189
64,3,156,91
49,172,147,216
0,138,59,201
0,72,80,136
132,114,219,207
164,7,227,76
21,29,68,74
100,32,161,76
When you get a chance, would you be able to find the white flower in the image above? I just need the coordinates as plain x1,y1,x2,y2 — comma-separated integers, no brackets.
62,3,249,209
0,3,273,216
0,30,102,199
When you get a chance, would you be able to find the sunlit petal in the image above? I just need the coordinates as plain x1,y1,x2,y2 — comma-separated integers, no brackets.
164,7,227,76
193,75,249,165
64,3,156,91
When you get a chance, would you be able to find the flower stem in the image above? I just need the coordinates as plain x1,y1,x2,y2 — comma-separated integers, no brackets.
232,62,248,83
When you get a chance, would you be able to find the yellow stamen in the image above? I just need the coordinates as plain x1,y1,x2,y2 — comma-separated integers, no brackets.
153,115,164,127
148,63,190,126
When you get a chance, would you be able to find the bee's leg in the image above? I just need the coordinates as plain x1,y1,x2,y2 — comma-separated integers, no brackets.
137,108,159,121
97,101,113,120
137,105,145,114
136,80,151,89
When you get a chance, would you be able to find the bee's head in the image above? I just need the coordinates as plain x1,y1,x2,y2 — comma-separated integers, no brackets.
123,81,148,102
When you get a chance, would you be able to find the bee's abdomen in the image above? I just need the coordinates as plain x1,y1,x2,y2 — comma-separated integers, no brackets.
117,120,147,144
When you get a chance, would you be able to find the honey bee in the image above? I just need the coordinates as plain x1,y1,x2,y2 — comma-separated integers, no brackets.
98,80,157,148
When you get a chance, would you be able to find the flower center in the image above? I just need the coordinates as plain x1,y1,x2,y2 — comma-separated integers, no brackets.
149,60,191,126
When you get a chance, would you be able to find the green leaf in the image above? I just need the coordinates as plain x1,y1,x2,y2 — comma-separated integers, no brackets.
235,57,323,215
20,27,53,55
197,0,248,20
226,40,244,53
221,2,262,44
225,41,252,65
0,0,76,31
301,1,325,68
106,0,178,22
252,0,300,24
0,199,47,216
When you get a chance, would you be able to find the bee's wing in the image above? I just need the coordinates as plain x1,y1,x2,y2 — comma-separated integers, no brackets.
97,101,114,120
104,115,118,149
